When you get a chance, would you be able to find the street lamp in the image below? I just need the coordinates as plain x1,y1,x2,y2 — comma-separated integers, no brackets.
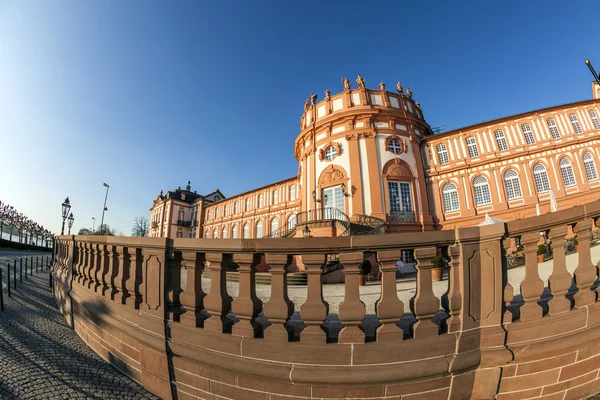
92,217,96,233
585,59,600,86
67,213,74,235
100,182,110,235
61,197,71,235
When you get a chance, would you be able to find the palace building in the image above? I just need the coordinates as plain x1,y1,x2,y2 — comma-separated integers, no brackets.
149,76,600,241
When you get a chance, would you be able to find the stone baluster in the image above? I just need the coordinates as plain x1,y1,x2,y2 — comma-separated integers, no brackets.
203,252,233,333
179,251,207,328
442,245,462,333
73,242,83,282
125,247,142,309
573,219,597,307
547,226,572,314
263,254,294,342
101,245,113,296
168,251,185,322
411,247,440,338
338,252,366,343
232,253,263,338
79,242,89,284
375,250,404,342
93,244,106,293
519,232,544,321
113,245,128,304
109,245,124,301
502,237,515,324
85,243,96,289
300,253,329,343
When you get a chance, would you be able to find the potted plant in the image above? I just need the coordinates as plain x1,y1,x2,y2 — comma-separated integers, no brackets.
537,244,546,263
431,256,444,282
358,260,371,286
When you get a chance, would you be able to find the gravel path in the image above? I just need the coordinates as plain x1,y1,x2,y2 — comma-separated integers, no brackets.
0,251,159,400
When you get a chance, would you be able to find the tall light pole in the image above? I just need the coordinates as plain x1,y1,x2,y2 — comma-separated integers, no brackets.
92,217,96,233
61,197,71,235
585,59,600,86
100,183,110,235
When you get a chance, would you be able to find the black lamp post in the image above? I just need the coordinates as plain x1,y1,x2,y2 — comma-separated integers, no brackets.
585,59,600,86
61,197,71,235
67,213,74,235
100,183,110,235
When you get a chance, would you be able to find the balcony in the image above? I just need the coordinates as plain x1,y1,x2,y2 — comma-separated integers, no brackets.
389,211,415,222
151,221,159,228
176,219,192,227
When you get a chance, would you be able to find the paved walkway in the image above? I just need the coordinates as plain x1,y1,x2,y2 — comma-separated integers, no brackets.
0,251,159,400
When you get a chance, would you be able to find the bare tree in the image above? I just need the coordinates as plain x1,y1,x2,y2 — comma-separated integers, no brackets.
131,216,149,237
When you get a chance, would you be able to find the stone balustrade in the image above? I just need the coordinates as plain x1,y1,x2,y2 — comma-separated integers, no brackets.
51,200,600,399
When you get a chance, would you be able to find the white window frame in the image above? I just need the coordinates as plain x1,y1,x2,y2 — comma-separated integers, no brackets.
583,152,598,181
521,124,535,145
441,183,460,212
503,170,523,200
258,194,264,208
243,223,249,238
270,217,279,234
388,139,402,154
289,185,296,201
559,158,576,187
533,164,551,193
325,146,337,161
546,118,560,139
473,176,492,206
273,190,279,204
256,221,263,238
232,224,238,238
245,198,251,211
494,130,508,151
589,110,600,130
465,137,479,158
436,143,449,164
221,226,228,239
570,113,583,134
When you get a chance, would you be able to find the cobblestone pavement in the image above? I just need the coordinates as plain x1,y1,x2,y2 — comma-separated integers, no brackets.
0,251,160,400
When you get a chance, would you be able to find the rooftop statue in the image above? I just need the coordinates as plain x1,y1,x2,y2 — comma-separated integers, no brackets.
406,87,413,99
397,82,403,95
311,93,318,105
325,89,331,99
416,102,421,109
356,74,365,89
379,82,386,91
342,76,350,90
304,98,311,112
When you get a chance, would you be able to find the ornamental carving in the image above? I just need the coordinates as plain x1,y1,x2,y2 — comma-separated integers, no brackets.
383,158,414,178
318,141,342,162
319,165,347,186
356,74,365,89
342,76,350,90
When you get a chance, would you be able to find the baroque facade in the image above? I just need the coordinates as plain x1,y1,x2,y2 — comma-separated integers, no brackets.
149,77,600,240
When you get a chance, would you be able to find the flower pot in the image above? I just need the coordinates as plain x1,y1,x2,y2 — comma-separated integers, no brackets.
431,267,443,282
537,254,545,263
358,274,366,286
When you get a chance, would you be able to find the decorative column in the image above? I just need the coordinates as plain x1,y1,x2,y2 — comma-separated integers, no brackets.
547,225,572,314
442,245,462,333
203,252,233,333
573,219,597,307
519,232,544,321
375,250,404,342
179,251,207,328
263,254,295,342
338,252,366,343
300,253,329,343
411,247,440,338
231,253,263,338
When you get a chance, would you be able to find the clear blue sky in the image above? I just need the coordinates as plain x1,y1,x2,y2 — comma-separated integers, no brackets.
1,1,599,236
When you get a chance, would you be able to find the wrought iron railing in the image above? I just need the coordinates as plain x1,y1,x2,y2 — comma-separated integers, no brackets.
263,215,298,239
176,219,192,227
352,214,386,235
390,211,415,222
295,207,351,237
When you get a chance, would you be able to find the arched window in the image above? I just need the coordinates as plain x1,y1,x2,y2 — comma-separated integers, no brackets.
221,226,228,239
287,214,296,230
583,152,598,181
273,190,279,204
256,221,263,238
441,183,460,212
590,110,600,130
494,130,508,151
213,228,218,239
473,176,492,206
533,164,551,193
215,207,219,218
547,118,560,138
325,146,337,160
289,185,296,201
224,204,228,216
242,223,249,239
232,224,238,238
465,137,479,157
271,217,279,235
258,194,264,208
207,210,211,220
559,158,576,187
205,229,210,238
436,144,449,164
388,139,402,154
521,124,535,145
503,170,523,200
570,114,583,134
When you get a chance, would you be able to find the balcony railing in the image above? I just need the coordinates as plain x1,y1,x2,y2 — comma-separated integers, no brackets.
151,221,159,228
390,211,415,222
353,214,386,235
263,215,297,239
295,207,351,236
50,198,600,399
176,219,192,227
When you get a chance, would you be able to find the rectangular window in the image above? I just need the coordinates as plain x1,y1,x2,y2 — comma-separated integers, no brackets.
465,137,479,157
547,118,560,139
258,194,263,208
388,181,413,213
521,124,535,145
401,250,415,264
570,114,583,134
494,130,508,151
436,144,449,164
589,110,600,130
